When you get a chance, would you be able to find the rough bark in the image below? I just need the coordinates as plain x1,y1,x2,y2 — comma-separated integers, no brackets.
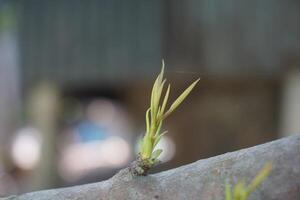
2,134,300,200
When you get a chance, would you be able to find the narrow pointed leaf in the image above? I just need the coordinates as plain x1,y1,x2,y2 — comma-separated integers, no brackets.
156,106,162,119
145,108,151,133
247,162,272,195
161,84,170,115
159,60,165,83
225,181,232,200
151,75,160,119
154,120,163,137
154,80,166,117
234,181,246,200
164,78,200,119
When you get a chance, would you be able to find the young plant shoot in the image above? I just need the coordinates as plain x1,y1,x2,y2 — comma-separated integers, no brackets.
225,162,272,200
131,61,199,176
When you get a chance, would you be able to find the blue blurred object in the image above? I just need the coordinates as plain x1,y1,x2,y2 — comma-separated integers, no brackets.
76,121,108,143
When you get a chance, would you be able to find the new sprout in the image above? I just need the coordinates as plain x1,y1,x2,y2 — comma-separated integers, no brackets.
225,162,272,200
139,60,200,166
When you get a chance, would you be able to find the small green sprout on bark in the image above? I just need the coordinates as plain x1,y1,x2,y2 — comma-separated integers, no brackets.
130,61,200,176
225,162,272,200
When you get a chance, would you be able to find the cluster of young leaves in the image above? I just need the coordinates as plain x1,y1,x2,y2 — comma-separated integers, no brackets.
139,61,200,164
225,162,272,200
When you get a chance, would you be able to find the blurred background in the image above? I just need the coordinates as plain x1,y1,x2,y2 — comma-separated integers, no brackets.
1,0,300,196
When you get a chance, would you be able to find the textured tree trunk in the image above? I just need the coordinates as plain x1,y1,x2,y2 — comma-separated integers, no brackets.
2,134,300,200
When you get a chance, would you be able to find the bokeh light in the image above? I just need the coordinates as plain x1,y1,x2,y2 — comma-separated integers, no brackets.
11,127,42,170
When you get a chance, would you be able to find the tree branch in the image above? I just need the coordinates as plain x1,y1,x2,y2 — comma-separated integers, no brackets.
2,134,300,200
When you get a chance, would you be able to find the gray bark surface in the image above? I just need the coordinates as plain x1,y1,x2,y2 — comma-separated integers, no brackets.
2,134,300,200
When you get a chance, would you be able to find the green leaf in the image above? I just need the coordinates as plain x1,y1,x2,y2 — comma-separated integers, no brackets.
141,134,153,159
225,181,232,200
154,120,163,137
246,162,272,195
234,181,246,200
150,63,165,124
153,131,167,148
163,78,200,119
161,84,170,115
145,108,151,133
159,59,165,83
225,162,272,200
151,149,163,160
150,75,160,121
156,106,162,119
154,80,166,116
